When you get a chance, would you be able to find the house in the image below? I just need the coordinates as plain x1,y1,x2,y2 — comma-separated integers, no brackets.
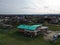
49,17,59,24
17,24,48,37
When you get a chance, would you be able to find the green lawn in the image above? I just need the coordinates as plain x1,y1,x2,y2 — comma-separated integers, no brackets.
46,25,60,31
0,25,60,45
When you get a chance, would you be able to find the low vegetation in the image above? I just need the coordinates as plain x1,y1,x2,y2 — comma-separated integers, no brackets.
0,24,60,45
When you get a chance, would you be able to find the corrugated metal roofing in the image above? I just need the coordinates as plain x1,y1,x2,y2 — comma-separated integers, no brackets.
17,24,42,31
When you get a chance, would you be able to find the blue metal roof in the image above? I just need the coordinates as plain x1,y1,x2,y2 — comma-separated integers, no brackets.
17,24,42,31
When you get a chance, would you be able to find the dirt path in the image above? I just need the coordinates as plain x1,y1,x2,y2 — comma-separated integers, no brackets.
43,31,60,41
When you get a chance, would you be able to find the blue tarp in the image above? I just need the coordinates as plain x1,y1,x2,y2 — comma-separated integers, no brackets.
17,24,42,31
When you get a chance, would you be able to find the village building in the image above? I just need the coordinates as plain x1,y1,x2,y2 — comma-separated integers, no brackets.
17,24,48,37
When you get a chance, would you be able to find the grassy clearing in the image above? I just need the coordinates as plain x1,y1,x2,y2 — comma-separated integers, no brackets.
49,26,60,31
45,25,60,31
0,25,60,45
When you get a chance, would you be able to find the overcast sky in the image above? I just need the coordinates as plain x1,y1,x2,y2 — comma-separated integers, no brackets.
0,0,60,14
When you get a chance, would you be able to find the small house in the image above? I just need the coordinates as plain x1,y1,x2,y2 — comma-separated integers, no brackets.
49,16,59,24
17,24,48,37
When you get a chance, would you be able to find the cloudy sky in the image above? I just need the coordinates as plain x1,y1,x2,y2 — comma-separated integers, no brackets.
0,0,60,14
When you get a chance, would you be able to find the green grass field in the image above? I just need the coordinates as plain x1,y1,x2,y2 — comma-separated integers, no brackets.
0,25,60,45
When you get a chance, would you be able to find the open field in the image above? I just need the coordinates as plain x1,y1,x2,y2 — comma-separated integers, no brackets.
0,25,60,45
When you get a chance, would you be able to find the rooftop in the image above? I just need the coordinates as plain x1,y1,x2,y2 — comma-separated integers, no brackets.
17,24,42,31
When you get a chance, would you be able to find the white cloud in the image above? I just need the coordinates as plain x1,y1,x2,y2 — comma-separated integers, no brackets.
0,0,60,14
